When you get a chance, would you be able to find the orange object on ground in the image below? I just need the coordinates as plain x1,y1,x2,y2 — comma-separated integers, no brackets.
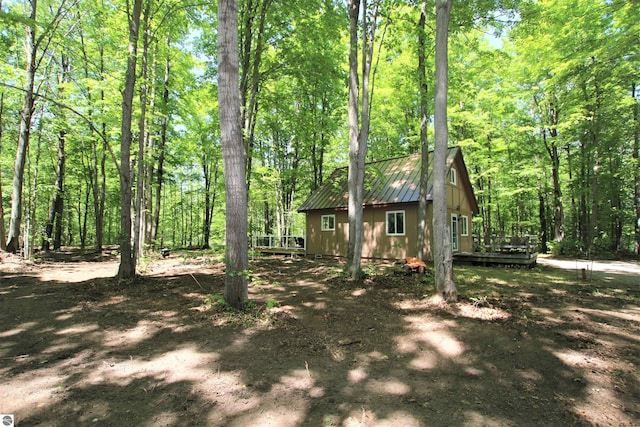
405,257,428,270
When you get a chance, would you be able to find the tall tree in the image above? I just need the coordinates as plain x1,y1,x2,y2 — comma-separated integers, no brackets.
416,1,430,260
118,0,143,278
77,13,109,252
5,0,76,254
5,0,38,253
0,92,6,250
239,0,271,194
218,0,248,308
346,0,379,279
152,38,171,245
42,52,69,251
432,0,456,301
133,0,153,266
633,83,640,258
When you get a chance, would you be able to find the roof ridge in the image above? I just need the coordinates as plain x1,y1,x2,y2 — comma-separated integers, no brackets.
334,146,459,170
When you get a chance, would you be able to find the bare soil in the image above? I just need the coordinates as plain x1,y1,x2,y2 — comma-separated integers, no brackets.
1,249,638,426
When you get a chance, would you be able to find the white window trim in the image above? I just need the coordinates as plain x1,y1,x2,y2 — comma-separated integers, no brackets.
449,167,457,185
386,210,406,236
321,214,335,231
451,213,459,252
460,215,469,236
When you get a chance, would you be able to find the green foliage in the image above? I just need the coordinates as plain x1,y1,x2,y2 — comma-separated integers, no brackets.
228,269,252,280
0,0,637,260
547,239,581,257
204,293,227,308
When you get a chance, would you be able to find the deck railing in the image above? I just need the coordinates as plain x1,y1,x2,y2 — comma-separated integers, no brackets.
252,235,306,251
473,234,539,255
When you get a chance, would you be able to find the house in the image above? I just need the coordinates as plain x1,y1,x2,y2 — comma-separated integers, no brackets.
297,146,479,260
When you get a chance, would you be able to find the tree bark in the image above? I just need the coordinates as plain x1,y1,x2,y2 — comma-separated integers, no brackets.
133,0,152,266
42,53,69,251
346,0,378,279
633,83,640,258
79,29,107,252
153,42,170,244
239,0,271,194
432,0,456,301
346,0,363,278
118,0,143,279
202,152,219,249
535,94,564,244
6,0,38,254
0,92,6,250
416,1,430,261
537,157,548,254
43,129,66,251
219,0,249,308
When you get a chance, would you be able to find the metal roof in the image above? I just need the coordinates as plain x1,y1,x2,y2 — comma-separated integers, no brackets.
298,147,462,212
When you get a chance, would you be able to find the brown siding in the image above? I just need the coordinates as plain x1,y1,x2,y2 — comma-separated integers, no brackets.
362,204,417,259
304,196,474,259
303,151,477,259
305,210,348,257
447,159,475,253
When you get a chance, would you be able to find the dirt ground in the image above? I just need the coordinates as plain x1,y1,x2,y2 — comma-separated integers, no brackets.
0,249,638,427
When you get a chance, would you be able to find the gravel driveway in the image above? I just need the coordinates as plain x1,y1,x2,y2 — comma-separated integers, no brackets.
537,256,640,285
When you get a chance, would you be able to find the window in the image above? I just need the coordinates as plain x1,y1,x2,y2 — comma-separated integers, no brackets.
321,214,335,231
460,215,469,236
449,167,457,185
451,214,459,252
386,210,405,236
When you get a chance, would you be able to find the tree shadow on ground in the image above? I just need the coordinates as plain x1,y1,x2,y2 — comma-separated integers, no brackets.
1,256,638,426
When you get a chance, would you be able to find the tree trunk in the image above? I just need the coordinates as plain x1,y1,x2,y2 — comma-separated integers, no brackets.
346,0,363,278
633,83,640,258
537,159,548,254
94,126,107,251
551,144,564,243
579,142,588,245
144,41,158,248
347,0,378,279
6,0,38,254
118,0,143,279
219,0,249,308
153,42,170,244
80,31,107,252
416,1,430,261
80,186,89,248
43,53,69,251
202,153,219,249
533,92,564,244
590,139,598,250
43,130,66,251
0,92,6,250
133,0,152,266
432,0,456,302
240,0,271,194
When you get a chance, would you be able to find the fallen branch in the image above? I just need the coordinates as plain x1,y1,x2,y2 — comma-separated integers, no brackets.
189,273,205,290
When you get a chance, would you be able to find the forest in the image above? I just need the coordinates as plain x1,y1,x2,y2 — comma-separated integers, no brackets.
1,0,639,262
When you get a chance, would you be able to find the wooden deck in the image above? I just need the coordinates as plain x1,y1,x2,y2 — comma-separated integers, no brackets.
252,246,306,256
454,251,538,268
251,235,306,258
